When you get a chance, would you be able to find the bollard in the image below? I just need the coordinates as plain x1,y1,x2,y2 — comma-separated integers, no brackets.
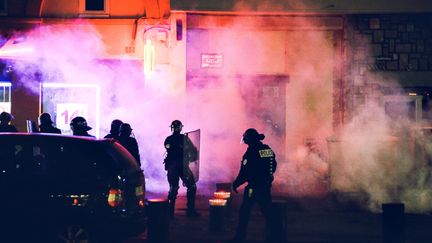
271,199,288,241
214,191,232,218
147,198,170,242
382,203,405,243
216,182,232,193
208,199,227,232
215,183,233,216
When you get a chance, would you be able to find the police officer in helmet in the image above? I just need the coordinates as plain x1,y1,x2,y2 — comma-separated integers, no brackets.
164,120,200,218
70,116,94,137
104,119,123,139
38,112,61,134
118,123,141,166
0,111,18,132
231,128,278,242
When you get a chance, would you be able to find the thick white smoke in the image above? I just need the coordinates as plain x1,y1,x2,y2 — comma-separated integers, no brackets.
4,8,432,214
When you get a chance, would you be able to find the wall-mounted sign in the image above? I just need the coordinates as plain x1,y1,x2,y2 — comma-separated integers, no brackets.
41,83,100,138
56,103,88,132
262,86,280,98
201,53,223,68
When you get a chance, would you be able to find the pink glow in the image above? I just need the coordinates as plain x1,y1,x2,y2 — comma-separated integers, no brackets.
7,7,432,214
209,198,227,206
214,191,231,199
6,18,335,198
0,47,34,55
0,38,35,59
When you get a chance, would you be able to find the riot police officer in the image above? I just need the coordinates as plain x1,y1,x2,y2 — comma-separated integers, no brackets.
38,113,61,134
70,116,94,137
104,119,123,139
118,123,141,166
164,120,200,218
232,128,278,242
0,111,18,132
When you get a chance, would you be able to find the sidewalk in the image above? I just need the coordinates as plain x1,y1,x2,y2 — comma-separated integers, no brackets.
125,193,432,243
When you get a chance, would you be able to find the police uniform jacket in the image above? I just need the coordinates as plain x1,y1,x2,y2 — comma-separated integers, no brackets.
0,124,18,132
164,133,198,170
233,142,277,189
39,124,61,134
119,136,141,166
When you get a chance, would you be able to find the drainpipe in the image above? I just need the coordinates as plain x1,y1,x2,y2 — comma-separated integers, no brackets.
132,17,146,47
39,0,45,17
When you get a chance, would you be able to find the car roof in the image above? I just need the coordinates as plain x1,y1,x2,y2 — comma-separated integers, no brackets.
0,132,112,145
0,132,119,147
0,133,142,173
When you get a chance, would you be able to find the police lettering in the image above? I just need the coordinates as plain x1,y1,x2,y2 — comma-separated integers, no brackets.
259,149,274,158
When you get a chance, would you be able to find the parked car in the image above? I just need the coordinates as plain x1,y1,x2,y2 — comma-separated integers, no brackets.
0,133,146,242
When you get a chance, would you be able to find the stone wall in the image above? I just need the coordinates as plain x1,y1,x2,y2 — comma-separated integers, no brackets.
350,14,432,72
344,14,432,121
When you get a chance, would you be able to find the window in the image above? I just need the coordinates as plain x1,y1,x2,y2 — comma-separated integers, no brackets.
86,0,104,11
0,82,11,113
79,0,110,17
0,0,7,16
383,95,422,123
44,141,118,190
0,141,47,177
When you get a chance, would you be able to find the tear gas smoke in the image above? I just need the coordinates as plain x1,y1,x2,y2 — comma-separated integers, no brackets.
4,10,432,214
327,33,432,213
6,20,334,198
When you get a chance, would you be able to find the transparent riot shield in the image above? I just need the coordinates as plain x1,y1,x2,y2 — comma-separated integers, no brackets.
183,129,200,183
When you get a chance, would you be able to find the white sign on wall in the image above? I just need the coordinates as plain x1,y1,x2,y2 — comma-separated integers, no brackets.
42,83,100,138
201,53,223,68
56,103,88,132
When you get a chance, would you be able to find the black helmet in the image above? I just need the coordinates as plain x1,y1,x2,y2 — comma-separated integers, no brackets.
110,119,123,134
242,128,265,145
170,120,183,132
70,116,92,131
0,111,13,123
39,112,54,125
119,123,132,136
0,111,14,122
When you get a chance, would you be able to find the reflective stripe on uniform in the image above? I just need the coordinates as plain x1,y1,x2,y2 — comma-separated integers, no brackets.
259,149,274,158
248,188,253,197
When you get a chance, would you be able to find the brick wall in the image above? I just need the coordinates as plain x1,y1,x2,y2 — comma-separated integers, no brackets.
344,14,432,121
350,14,432,72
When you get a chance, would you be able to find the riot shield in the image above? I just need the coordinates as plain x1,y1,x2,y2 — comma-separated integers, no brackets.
26,120,36,133
183,129,200,182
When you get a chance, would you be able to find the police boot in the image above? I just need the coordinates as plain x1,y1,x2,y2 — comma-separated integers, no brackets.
186,200,200,218
169,199,176,219
186,208,200,218
186,185,200,218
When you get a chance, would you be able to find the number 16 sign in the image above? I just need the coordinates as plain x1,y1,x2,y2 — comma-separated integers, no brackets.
56,103,88,131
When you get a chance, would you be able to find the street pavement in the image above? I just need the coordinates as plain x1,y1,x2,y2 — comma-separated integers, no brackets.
124,192,432,243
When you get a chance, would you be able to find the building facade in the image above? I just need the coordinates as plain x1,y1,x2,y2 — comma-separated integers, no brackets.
0,0,170,135
2,0,432,197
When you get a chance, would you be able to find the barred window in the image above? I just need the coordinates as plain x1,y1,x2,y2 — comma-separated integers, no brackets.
85,0,104,11
0,0,7,15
